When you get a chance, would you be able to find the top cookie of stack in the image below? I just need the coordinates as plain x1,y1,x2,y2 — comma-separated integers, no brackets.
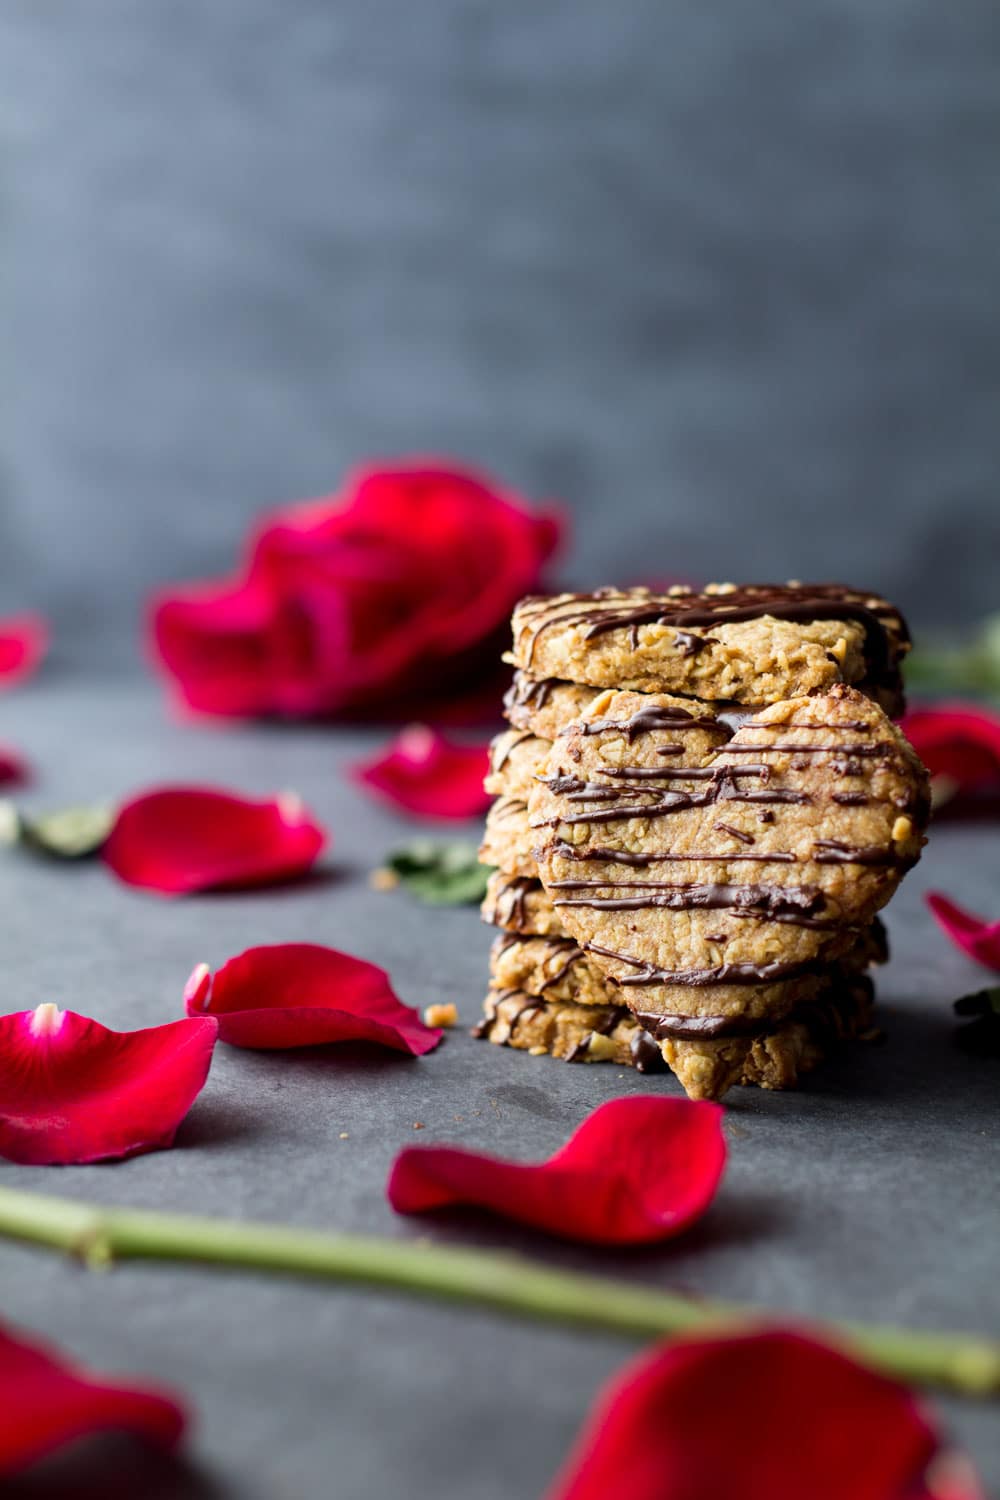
509,582,909,714
477,582,928,1102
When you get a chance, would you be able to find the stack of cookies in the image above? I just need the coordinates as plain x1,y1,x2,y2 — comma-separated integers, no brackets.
477,584,930,1101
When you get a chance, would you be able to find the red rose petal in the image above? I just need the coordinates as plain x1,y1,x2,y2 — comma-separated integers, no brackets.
545,1329,964,1500
0,613,49,689
901,704,1000,797
185,942,442,1055
102,786,326,894
387,1096,725,1245
0,1322,186,1477
0,1007,217,1165
351,725,492,819
926,892,1000,971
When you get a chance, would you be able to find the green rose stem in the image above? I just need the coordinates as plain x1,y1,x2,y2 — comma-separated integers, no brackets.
0,1182,997,1399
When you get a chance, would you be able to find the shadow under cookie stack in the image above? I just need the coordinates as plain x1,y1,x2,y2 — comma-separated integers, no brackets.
476,584,930,1101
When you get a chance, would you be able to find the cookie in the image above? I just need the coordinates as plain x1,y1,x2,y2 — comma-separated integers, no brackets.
479,796,538,878
502,671,602,739
474,974,875,1096
474,989,662,1070
658,973,876,1099
480,872,571,939
485,728,551,800
489,918,883,1017
489,933,609,1006
529,684,927,1022
511,584,909,707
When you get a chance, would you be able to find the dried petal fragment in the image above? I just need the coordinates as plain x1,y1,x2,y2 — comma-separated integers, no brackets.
901,704,1000,803
0,614,49,689
186,943,441,1055
102,786,326,893
0,749,28,787
0,1322,186,1477
387,1096,725,1245
0,1008,217,1165
352,726,492,819
927,893,1000,972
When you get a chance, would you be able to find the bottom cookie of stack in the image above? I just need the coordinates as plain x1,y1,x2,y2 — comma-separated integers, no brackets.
476,883,884,1100
474,972,878,1100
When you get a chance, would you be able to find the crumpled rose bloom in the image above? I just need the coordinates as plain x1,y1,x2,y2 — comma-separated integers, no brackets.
151,462,563,719
0,1006,217,1165
926,893,1000,972
102,786,326,894
0,1322,186,1477
185,943,441,1054
387,1096,725,1245
352,725,492,819
545,1329,983,1500
901,705,1000,811
0,613,49,689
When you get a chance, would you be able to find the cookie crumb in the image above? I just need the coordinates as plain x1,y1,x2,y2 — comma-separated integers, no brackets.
339,1132,350,1140
369,867,400,892
412,1121,424,1130
423,1002,458,1028
891,815,913,843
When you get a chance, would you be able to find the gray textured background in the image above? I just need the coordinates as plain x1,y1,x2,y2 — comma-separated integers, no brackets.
1,4,999,1496
1,1,999,654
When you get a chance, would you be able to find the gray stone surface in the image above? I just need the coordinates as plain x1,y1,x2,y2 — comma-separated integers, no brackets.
0,673,997,1496
1,2,999,655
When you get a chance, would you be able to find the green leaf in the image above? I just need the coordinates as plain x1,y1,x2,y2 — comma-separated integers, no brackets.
379,841,494,905
0,800,115,860
953,985,1000,1059
954,986,1000,1021
906,614,1000,697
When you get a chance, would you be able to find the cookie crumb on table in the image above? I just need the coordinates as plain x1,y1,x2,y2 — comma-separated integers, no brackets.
423,1002,458,1028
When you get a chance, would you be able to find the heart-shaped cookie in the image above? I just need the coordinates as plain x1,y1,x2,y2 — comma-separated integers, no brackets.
529,684,928,1025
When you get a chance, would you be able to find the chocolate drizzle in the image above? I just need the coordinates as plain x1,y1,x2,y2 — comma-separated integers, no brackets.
473,989,545,1041
492,933,584,987
630,1029,667,1072
550,878,828,925
545,941,585,985
714,821,755,845
550,840,799,865
717,741,892,757
585,941,815,987
490,729,533,771
489,797,527,823
634,969,875,1043
813,840,902,866
579,703,718,739
503,671,562,723
535,764,813,828
517,582,908,682
674,630,716,657
714,707,758,735
635,1010,764,1040
495,876,533,930
563,1035,592,1063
